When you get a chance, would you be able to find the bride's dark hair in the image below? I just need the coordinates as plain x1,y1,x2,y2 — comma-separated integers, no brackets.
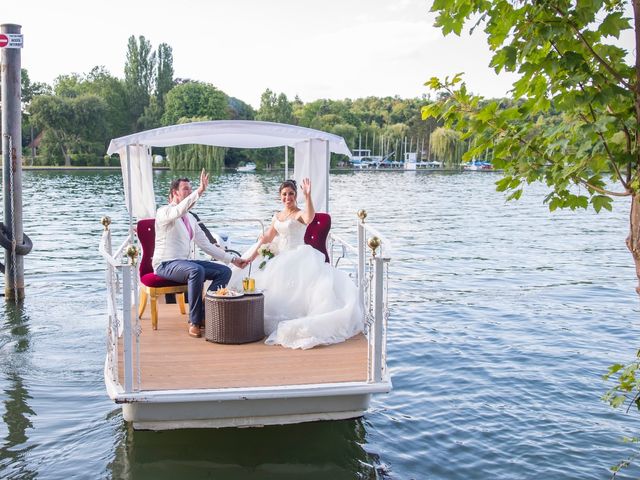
279,179,297,194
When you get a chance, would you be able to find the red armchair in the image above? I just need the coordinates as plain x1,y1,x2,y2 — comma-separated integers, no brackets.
304,213,331,263
136,218,188,330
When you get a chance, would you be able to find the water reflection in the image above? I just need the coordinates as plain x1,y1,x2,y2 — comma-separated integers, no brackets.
109,418,380,479
0,303,36,479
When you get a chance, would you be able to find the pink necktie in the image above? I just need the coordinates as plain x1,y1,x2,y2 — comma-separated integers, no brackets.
181,216,193,239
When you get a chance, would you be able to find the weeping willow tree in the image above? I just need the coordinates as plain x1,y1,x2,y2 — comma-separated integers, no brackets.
430,127,465,167
166,116,226,170
167,143,226,171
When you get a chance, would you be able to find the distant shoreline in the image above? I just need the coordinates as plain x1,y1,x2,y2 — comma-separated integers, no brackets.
19,165,467,173
21,166,170,171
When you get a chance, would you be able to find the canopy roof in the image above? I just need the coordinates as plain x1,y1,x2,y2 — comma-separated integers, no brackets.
107,120,352,157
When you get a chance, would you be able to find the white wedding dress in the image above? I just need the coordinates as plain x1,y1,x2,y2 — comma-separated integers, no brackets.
230,215,363,349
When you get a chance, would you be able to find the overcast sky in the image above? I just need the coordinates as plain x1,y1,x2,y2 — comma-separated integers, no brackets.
2,0,634,108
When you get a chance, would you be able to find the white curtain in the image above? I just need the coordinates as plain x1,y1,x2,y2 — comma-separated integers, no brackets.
293,139,329,212
119,145,156,219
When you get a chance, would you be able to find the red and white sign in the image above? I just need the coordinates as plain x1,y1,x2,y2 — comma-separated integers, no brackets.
0,34,23,49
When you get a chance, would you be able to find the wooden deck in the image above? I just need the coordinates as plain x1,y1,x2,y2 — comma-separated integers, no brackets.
119,301,369,391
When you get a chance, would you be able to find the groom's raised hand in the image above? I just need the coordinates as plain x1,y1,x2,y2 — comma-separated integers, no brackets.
197,168,209,195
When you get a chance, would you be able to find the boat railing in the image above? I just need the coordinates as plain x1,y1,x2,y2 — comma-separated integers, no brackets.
332,213,391,383
100,216,141,393
355,212,390,383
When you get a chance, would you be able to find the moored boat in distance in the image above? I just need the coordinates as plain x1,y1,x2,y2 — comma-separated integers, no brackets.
349,148,395,169
463,160,494,171
236,162,256,172
101,120,392,430
349,148,378,168
404,152,442,170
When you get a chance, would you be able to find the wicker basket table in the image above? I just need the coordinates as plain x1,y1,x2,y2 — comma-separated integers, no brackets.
204,293,265,344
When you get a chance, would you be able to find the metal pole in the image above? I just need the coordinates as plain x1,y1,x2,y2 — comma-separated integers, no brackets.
122,265,133,393
1,24,24,300
324,140,329,213
357,220,365,305
284,145,288,179
373,256,384,383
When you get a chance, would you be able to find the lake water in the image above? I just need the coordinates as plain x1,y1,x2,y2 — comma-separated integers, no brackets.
1,169,640,479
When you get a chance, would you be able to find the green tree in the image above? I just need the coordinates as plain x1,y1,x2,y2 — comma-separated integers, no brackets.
329,123,358,165
30,94,107,166
53,67,129,141
430,127,464,167
155,43,174,109
295,99,328,127
424,0,638,470
228,97,255,120
124,35,156,131
18,69,51,155
138,96,164,131
256,89,294,124
162,81,229,125
382,122,410,161
251,89,295,168
330,123,358,151
166,116,226,171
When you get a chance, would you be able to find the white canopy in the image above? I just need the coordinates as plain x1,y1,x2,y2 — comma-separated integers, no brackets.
108,120,352,219
107,120,351,156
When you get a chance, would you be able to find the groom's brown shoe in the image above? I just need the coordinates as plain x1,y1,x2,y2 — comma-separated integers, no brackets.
188,324,201,338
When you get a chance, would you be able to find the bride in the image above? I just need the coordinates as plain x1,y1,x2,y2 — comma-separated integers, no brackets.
231,178,363,349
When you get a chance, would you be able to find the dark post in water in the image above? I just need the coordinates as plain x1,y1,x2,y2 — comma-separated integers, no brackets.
1,24,25,300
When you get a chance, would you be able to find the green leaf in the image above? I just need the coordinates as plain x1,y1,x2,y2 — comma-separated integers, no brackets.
610,395,626,408
476,102,498,122
506,189,523,201
495,176,513,192
425,77,443,90
592,195,613,213
491,46,518,73
598,11,630,39
604,363,625,378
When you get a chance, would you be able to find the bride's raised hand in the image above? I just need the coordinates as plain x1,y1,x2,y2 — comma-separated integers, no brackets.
301,178,311,197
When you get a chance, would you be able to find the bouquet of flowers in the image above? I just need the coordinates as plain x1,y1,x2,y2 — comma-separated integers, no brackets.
258,243,277,269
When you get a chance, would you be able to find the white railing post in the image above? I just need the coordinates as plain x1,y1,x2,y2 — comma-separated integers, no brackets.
372,255,385,382
102,217,119,384
126,244,141,391
122,263,134,393
357,211,366,304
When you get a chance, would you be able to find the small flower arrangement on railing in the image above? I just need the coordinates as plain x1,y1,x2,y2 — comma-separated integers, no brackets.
258,243,277,269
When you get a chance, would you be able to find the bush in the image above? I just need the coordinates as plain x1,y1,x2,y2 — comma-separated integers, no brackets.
70,153,102,166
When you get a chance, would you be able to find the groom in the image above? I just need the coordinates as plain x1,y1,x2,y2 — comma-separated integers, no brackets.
153,169,247,338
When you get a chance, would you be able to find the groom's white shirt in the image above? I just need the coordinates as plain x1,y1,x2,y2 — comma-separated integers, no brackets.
152,190,233,271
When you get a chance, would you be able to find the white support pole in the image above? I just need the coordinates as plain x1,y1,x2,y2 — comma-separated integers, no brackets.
125,145,133,239
284,146,289,179
324,140,330,213
122,264,134,393
372,256,384,383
